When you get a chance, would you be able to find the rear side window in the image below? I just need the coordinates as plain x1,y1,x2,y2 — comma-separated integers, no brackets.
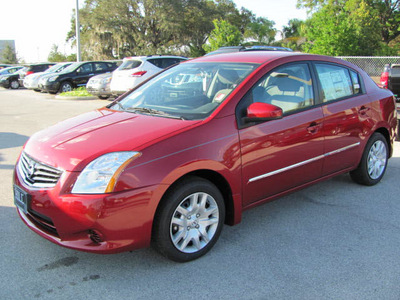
94,62,108,71
391,66,400,76
119,60,142,70
147,58,163,68
315,64,354,102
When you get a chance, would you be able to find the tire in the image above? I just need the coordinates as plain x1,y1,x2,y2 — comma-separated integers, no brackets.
10,79,20,89
350,132,389,186
98,95,110,100
152,176,225,262
59,81,73,93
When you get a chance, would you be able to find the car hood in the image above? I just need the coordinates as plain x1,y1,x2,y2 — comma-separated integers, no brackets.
91,73,112,80
24,107,200,171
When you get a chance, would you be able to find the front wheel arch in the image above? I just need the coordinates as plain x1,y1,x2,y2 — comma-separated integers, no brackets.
155,170,236,227
151,175,226,262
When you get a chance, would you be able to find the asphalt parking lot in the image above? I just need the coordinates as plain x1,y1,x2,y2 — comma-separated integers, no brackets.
1,88,400,300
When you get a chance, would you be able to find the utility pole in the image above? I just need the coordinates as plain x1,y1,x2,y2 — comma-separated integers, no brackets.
75,0,81,62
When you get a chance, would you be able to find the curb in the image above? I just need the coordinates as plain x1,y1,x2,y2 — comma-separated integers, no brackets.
54,95,97,100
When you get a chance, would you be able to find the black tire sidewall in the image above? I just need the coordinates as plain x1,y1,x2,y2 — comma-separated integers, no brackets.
351,132,388,186
153,177,225,262
60,82,72,93
10,79,19,89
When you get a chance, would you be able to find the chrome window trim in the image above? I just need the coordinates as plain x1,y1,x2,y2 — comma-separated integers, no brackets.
248,142,360,183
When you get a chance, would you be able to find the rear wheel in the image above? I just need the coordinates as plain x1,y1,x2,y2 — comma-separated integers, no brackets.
152,176,225,262
98,95,110,100
350,132,388,186
10,79,19,89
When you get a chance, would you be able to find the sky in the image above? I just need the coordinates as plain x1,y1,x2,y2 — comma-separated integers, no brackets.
0,0,308,63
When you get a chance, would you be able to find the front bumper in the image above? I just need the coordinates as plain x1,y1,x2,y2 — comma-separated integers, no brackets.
14,164,159,254
41,81,60,93
86,85,112,97
0,78,10,88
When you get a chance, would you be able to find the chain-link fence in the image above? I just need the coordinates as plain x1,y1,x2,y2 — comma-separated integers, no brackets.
336,56,400,77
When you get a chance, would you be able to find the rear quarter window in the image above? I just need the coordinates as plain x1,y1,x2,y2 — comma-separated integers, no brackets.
119,60,142,70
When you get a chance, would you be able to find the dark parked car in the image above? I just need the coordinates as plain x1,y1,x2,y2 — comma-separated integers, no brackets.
40,61,119,94
18,63,55,85
14,52,397,262
0,66,23,75
0,64,12,69
0,67,25,89
380,63,400,99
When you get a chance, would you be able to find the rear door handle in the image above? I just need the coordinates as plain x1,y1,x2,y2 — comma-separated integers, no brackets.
359,106,370,116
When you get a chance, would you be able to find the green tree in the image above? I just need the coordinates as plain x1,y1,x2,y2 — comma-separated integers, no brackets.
303,0,381,55
244,17,276,44
298,0,400,45
282,18,304,38
1,44,18,64
203,19,243,53
67,0,250,58
48,45,77,62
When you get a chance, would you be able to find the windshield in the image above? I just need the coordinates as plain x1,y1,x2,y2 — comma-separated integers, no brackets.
110,62,257,120
45,63,69,73
59,62,80,74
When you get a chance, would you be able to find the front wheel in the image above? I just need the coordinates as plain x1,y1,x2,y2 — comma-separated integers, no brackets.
59,81,73,93
350,132,389,186
152,176,225,262
10,79,20,89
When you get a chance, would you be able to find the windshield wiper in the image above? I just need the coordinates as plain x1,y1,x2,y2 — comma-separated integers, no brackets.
126,107,185,120
113,101,125,111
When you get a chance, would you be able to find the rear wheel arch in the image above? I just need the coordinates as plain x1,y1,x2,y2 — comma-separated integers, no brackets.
374,127,392,158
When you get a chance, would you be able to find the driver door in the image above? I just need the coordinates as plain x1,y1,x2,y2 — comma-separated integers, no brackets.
237,62,325,206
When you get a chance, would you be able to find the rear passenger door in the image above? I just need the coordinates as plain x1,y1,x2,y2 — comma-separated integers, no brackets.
314,63,368,176
237,62,325,206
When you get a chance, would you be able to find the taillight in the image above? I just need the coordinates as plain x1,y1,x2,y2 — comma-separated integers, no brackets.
130,71,147,77
380,71,388,88
26,71,34,76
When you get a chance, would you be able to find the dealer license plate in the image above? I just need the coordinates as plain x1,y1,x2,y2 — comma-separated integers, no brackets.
14,185,29,214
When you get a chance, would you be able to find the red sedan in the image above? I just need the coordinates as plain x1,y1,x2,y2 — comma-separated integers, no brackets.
14,52,398,262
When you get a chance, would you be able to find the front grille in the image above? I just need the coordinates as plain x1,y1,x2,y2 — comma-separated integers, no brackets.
18,152,62,188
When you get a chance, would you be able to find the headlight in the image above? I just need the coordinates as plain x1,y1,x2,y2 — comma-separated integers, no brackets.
48,76,58,82
103,77,112,84
72,151,141,194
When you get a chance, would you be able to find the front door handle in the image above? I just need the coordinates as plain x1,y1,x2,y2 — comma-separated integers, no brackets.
307,122,319,134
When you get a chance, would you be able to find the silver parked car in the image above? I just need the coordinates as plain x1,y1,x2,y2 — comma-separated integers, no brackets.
86,72,113,99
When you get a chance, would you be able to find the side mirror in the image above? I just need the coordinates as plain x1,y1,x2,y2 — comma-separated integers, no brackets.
244,102,283,123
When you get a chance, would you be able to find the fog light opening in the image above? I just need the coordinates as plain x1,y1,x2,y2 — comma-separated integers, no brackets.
88,229,104,244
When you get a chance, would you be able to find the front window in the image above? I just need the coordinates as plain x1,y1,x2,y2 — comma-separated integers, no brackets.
110,62,257,120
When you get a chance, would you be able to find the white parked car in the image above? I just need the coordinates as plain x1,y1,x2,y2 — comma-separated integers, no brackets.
110,55,187,96
23,62,72,91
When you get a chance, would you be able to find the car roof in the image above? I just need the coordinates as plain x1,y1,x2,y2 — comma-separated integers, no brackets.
190,51,357,67
193,51,300,64
123,55,187,61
